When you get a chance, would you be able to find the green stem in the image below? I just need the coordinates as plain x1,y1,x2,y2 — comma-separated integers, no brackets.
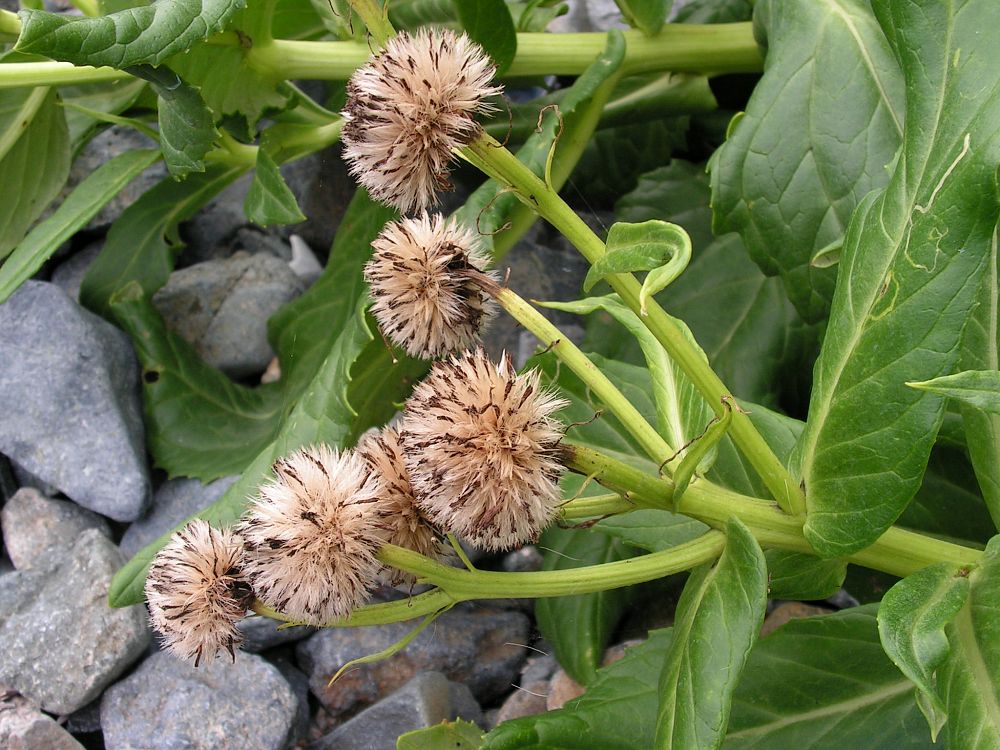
463,131,806,517
496,286,672,463
566,443,983,577
0,61,130,89
0,9,20,38
559,493,641,520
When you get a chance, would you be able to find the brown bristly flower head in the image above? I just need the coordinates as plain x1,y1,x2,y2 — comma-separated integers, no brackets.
239,445,385,625
145,520,254,667
400,348,568,552
365,213,499,359
356,425,451,585
342,28,502,213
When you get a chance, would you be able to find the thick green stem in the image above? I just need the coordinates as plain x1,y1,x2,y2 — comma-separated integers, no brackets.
0,9,20,37
496,287,672,464
566,443,983,578
0,61,130,89
463,131,806,516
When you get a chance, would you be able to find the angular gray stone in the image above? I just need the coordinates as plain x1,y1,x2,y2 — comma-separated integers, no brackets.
179,173,255,262
297,604,530,716
0,692,85,750
277,146,354,252
120,476,238,558
152,252,305,378
101,650,298,750
1,487,110,571
238,614,316,653
62,127,168,229
271,657,311,747
310,671,481,750
0,282,150,521
0,529,150,714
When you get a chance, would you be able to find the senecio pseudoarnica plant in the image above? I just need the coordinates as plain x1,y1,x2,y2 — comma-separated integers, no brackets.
4,0,1000,746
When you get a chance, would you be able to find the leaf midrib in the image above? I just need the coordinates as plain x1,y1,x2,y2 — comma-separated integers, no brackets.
0,86,48,162
952,601,1000,737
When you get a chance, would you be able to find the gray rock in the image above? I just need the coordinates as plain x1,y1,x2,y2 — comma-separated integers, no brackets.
0,282,150,521
310,672,482,750
101,650,298,750
120,476,238,558
0,692,85,750
9,462,59,498
65,697,103,734
289,234,323,285
63,127,168,229
501,545,544,573
231,227,293,261
0,529,150,714
297,604,530,716
1,487,110,571
271,657,311,746
493,680,549,726
152,252,305,378
179,173,255,263
238,615,316,653
50,241,102,302
278,147,355,252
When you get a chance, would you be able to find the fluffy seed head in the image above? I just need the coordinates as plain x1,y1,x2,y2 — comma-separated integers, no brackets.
356,425,451,585
401,348,568,551
342,28,502,213
145,520,253,666
365,213,499,359
239,446,385,625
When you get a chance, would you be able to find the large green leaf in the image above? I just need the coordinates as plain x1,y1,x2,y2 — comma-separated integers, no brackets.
939,535,1000,748
596,509,709,553
654,517,767,749
878,562,971,740
724,605,934,748
15,0,246,68
614,0,668,35
484,629,674,750
453,0,516,74
961,231,1000,529
0,86,70,259
108,289,378,607
0,149,160,304
908,371,1000,415
710,0,905,321
793,0,1000,557
245,148,307,226
764,550,845,601
80,163,246,318
535,525,638,685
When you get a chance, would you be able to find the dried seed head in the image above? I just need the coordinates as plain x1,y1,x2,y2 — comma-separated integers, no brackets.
356,425,451,585
365,213,498,359
239,445,385,625
342,28,502,213
401,348,568,551
145,520,253,666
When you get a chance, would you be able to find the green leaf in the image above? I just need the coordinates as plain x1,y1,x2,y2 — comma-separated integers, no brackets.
168,4,292,130
108,289,377,607
484,629,673,750
724,605,935,748
654,517,767,750
535,525,638,685
0,149,160,304
453,0,516,75
878,562,971,741
939,536,1000,748
897,447,994,547
961,231,1000,529
709,0,905,321
539,294,713,460
0,86,70,260
80,163,246,318
141,67,219,177
908,371,1000,414
614,0,668,35
583,220,691,316
708,402,802,500
245,148,307,226
457,30,624,259
398,720,485,750
15,0,246,68
673,0,750,23
793,0,1000,557
764,550,846,601
596,509,709,553
670,402,732,505
60,77,148,148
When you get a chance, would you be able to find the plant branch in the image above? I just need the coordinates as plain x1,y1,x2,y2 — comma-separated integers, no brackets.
0,61,130,89
565,443,983,578
462,131,806,516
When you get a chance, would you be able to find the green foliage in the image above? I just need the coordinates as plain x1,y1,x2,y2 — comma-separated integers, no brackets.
398,720,485,749
710,0,904,322
614,0,669,35
793,0,1000,558
908,371,1000,415
15,0,246,67
245,148,306,226
654,518,767,749
764,550,846,601
453,0,517,74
